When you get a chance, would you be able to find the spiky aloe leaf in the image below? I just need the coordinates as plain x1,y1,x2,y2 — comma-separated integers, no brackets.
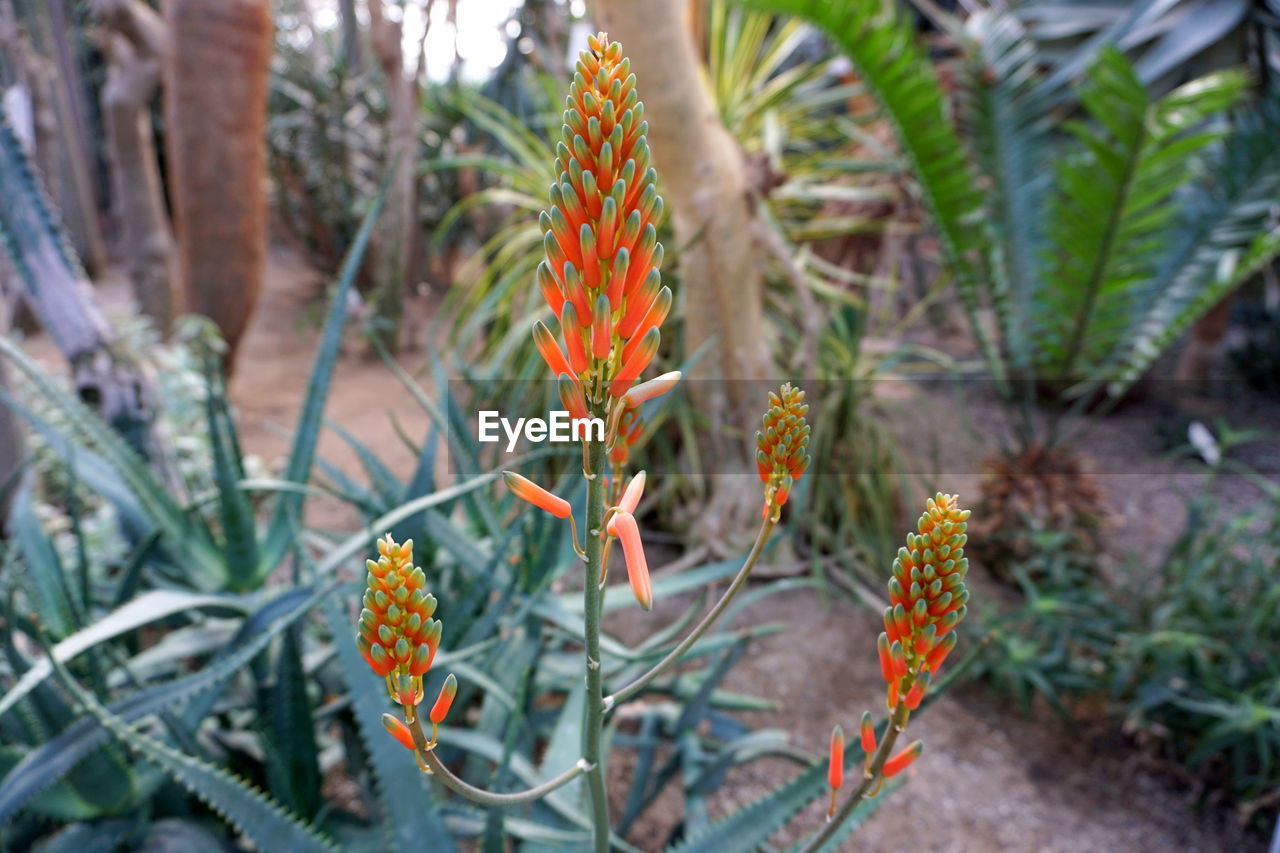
56,671,337,853
0,590,249,720
0,583,338,823
258,170,389,577
0,336,222,578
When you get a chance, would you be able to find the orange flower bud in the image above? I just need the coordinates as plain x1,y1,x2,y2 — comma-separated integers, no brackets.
620,371,681,408
560,303,589,374
503,471,572,519
610,511,651,610
904,670,931,710
591,294,613,359
859,711,876,757
618,471,646,514
876,633,894,684
558,374,591,422
533,321,573,378
381,713,416,750
430,673,458,726
883,740,923,778
828,725,845,791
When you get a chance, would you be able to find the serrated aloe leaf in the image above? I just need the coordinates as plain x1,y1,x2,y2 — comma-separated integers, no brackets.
57,672,336,853
0,590,249,719
0,583,338,823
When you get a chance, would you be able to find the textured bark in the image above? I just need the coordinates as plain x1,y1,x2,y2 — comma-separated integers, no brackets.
95,0,176,333
368,0,418,351
163,0,272,372
592,0,771,541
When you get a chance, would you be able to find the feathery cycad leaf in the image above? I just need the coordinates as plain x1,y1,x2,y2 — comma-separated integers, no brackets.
1038,48,1245,380
1103,100,1280,395
959,11,1054,379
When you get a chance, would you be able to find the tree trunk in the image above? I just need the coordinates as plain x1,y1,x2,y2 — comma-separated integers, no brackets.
368,0,417,352
95,0,176,333
0,97,162,464
163,0,272,372
591,0,771,543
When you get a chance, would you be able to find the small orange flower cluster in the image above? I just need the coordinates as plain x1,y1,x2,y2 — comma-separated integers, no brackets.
755,383,811,519
827,495,970,812
357,535,442,707
879,493,969,711
357,535,459,752
534,32,668,415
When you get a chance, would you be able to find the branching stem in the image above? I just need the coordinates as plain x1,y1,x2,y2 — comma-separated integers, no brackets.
604,516,776,710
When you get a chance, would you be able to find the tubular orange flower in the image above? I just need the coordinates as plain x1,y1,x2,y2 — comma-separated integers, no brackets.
756,383,811,518
535,32,668,412
504,471,572,519
882,740,923,778
430,673,458,727
878,494,970,710
827,724,844,819
608,511,651,610
381,713,417,750
617,471,646,514
357,535,442,707
620,370,680,408
859,711,876,758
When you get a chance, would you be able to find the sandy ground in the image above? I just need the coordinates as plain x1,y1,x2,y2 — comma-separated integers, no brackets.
16,247,1274,851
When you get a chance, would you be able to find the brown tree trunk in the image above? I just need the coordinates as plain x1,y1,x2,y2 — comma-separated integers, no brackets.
95,0,176,333
163,0,272,372
367,0,418,352
591,0,771,543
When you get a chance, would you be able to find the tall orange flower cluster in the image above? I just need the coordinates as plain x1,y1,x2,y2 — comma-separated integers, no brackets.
755,383,812,519
533,31,668,412
878,494,970,711
357,535,443,708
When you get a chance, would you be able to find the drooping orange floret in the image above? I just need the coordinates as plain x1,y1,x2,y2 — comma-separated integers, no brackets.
357,535,443,707
535,32,668,409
